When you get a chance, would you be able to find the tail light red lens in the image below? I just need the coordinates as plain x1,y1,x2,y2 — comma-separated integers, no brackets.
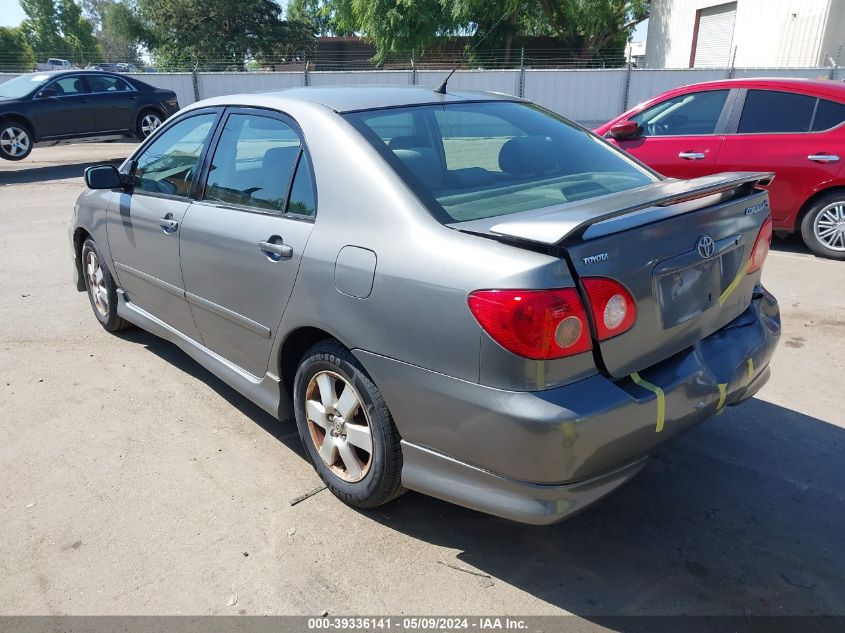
747,217,773,274
468,289,592,359
581,278,637,340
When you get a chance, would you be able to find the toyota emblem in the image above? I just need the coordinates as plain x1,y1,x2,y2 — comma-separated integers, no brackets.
697,235,715,259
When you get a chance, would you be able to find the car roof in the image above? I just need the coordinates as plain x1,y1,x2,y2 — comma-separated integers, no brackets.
196,85,521,114
664,77,845,101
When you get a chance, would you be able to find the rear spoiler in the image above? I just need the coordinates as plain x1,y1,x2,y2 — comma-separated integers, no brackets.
448,172,774,246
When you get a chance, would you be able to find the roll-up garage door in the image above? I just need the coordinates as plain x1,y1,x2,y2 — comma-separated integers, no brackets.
693,2,738,67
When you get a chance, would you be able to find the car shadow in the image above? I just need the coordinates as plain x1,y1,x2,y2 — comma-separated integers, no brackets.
367,398,845,619
114,328,306,458
112,328,845,620
0,157,126,185
771,232,815,257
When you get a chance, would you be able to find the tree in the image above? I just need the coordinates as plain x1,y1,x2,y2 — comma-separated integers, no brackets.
115,0,316,70
0,27,37,71
327,0,648,64
286,0,344,36
20,0,102,65
57,0,102,62
82,0,141,62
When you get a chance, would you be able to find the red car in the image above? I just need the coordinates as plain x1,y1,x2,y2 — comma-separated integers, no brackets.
596,78,845,260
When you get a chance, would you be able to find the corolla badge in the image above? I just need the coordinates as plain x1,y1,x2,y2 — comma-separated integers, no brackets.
744,200,769,215
697,235,716,259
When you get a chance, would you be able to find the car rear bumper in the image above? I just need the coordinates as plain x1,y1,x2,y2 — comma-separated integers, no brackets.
355,286,780,525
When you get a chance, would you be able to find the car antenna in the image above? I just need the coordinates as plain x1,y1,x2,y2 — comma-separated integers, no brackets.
433,8,516,95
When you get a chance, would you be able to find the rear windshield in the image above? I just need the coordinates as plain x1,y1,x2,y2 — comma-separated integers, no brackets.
344,101,656,222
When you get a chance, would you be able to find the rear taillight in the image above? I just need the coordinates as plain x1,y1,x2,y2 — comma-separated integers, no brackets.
581,278,637,340
468,289,592,359
747,217,773,274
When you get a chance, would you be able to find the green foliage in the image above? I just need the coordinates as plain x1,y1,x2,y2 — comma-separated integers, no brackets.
20,0,102,65
286,0,352,36
308,0,649,64
0,26,37,71
81,0,141,62
110,0,316,70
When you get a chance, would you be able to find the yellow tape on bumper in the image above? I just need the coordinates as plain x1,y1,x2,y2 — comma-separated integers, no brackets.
716,383,727,415
630,372,666,433
718,260,751,306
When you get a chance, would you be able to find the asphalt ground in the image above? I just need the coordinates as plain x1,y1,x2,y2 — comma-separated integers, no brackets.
0,143,843,620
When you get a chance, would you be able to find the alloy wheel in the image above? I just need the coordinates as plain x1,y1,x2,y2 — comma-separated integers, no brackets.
0,126,30,158
305,370,373,482
140,114,162,137
813,201,845,252
85,250,109,317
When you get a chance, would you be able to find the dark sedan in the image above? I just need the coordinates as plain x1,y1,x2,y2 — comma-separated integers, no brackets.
0,70,179,161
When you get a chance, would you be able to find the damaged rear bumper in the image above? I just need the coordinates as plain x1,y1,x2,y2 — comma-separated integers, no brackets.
356,286,780,525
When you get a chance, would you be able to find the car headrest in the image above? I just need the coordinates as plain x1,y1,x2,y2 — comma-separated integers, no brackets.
262,146,299,174
392,148,443,188
388,135,428,150
498,135,557,176
73,79,85,93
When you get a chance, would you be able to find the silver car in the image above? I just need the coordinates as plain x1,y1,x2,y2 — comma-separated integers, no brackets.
71,87,781,524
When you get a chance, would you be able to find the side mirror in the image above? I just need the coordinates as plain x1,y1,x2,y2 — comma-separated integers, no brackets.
84,164,122,190
36,88,58,99
609,121,642,140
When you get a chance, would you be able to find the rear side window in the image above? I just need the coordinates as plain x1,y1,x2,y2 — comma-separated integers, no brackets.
345,101,655,222
133,113,216,197
203,114,301,213
738,90,816,133
86,75,131,93
812,99,845,131
630,90,728,136
286,155,316,217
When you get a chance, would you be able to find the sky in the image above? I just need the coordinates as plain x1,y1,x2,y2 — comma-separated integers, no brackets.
1,0,25,27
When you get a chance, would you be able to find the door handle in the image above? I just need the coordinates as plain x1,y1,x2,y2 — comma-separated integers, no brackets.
808,154,840,163
159,216,179,233
259,239,293,260
678,151,706,160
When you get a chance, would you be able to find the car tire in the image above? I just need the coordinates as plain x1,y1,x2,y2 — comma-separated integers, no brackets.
81,237,132,332
0,121,33,161
800,193,845,260
293,340,404,509
136,110,163,140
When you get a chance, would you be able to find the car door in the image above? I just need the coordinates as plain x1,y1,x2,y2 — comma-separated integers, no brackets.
178,109,316,377
85,74,136,133
30,75,95,138
107,109,221,341
610,88,735,179
714,89,845,225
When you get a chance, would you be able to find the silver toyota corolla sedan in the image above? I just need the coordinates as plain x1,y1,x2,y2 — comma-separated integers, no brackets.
70,87,781,524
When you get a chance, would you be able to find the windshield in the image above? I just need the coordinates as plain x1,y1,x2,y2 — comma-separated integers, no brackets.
344,101,657,223
0,73,52,99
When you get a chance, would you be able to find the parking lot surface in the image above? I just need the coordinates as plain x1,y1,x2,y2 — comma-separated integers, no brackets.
1,143,843,618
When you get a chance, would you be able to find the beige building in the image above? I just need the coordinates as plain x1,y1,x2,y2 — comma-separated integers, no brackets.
645,0,845,68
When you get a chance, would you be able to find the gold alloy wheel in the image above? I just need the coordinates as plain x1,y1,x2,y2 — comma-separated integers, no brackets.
305,370,373,482
85,250,109,318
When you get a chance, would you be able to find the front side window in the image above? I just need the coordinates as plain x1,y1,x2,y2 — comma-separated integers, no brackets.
47,76,89,96
737,90,816,134
87,75,131,93
345,101,655,222
203,113,301,213
133,113,217,197
630,90,729,136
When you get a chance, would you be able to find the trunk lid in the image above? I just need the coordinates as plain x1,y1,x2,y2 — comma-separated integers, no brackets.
450,172,773,378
